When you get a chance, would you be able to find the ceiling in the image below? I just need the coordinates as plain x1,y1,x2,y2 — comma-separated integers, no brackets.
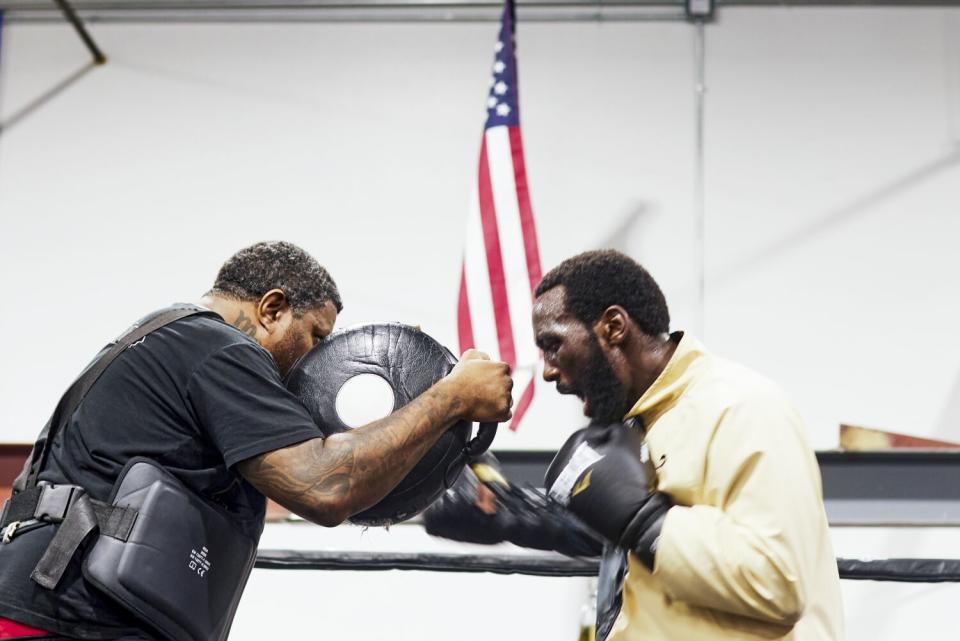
2,0,955,24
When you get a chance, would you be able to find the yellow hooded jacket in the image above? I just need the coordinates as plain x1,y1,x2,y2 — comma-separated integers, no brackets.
607,333,843,640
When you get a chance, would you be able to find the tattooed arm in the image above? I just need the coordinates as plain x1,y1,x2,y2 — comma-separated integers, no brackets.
237,353,513,527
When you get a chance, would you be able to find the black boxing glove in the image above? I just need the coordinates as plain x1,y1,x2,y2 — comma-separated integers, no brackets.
423,453,604,557
544,422,672,570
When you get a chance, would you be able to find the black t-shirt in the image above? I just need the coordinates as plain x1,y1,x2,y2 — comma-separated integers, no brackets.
0,308,321,639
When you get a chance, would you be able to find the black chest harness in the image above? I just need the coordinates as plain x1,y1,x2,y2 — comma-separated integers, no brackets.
1,307,259,641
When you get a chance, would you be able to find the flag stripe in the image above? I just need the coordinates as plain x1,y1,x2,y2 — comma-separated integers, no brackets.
463,189,499,360
509,376,536,432
508,126,544,293
457,0,542,432
485,126,538,367
477,137,517,367
457,264,475,352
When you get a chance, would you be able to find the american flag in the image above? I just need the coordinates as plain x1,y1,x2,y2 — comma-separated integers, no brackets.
458,0,543,431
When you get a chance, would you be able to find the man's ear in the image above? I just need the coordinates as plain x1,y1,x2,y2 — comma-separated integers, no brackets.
256,289,291,330
597,306,628,347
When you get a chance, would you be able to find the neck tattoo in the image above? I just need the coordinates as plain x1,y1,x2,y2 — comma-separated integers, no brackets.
234,310,258,339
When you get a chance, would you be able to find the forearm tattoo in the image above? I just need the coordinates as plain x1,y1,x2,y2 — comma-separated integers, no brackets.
241,438,355,512
239,383,461,523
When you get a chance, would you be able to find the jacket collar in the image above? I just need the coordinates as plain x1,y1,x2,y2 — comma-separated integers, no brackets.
623,331,708,427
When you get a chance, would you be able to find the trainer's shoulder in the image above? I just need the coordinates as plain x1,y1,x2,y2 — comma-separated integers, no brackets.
152,309,264,361
174,312,239,340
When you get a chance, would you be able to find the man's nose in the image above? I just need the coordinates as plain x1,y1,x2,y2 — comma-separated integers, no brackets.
542,360,559,382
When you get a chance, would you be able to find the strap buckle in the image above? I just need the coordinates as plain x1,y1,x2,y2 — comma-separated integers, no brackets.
35,484,83,522
2,521,21,544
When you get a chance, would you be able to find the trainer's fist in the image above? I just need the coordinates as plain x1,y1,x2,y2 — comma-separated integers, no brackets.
545,422,671,569
446,355,513,423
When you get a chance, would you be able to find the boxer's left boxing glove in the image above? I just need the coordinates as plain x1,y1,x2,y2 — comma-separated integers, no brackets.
544,422,671,570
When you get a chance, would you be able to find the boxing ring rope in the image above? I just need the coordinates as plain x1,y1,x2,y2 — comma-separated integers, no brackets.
255,550,960,583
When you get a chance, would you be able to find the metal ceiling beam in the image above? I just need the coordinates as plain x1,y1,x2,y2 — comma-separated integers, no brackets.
52,0,107,62
2,0,955,24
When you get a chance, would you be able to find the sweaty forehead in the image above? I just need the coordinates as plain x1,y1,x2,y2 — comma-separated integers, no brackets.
533,286,567,320
533,287,580,336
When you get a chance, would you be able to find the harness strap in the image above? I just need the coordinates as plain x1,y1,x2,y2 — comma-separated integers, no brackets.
30,494,138,590
14,305,215,493
0,487,42,526
3,482,118,528
2,483,86,543
3,305,217,591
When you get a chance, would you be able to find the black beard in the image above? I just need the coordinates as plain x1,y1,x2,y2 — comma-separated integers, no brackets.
580,333,630,423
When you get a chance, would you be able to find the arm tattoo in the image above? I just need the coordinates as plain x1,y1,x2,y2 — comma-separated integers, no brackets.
238,381,461,525
241,438,356,509
233,310,258,339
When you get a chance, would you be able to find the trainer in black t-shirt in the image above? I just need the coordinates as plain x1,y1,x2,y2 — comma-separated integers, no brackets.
0,308,321,639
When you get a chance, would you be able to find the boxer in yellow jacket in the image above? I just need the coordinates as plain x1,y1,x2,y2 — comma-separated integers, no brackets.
533,250,842,641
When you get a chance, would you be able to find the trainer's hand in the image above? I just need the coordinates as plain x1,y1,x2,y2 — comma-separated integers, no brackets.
459,348,491,361
446,353,513,423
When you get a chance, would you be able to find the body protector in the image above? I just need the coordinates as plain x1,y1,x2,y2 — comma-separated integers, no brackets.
0,306,257,641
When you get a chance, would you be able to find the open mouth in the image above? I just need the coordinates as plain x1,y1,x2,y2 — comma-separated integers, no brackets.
557,385,592,416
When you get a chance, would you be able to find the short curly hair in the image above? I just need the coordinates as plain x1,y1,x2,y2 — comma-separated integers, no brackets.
209,241,343,315
535,249,669,336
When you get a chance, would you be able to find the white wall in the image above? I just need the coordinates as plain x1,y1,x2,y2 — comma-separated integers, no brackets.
3,8,959,450
705,8,960,447
2,9,959,450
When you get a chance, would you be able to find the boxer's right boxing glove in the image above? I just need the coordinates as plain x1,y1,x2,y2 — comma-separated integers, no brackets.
545,422,672,570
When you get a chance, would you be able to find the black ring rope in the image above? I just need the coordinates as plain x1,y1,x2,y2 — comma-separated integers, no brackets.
255,550,960,582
